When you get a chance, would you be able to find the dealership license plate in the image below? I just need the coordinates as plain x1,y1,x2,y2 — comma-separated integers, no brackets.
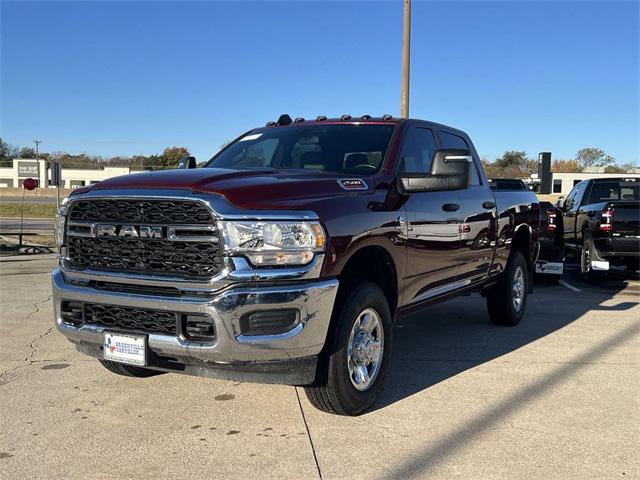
103,332,146,366
535,261,564,275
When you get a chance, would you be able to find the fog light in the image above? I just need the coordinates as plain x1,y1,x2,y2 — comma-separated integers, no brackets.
61,300,84,326
183,314,215,341
240,310,299,336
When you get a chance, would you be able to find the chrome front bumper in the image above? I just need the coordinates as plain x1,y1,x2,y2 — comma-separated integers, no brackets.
52,268,339,384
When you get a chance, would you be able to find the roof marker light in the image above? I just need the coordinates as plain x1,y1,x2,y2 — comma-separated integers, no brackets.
382,114,393,120
340,114,352,121
265,121,277,127
277,114,293,126
360,114,372,120
316,115,327,122
294,117,305,123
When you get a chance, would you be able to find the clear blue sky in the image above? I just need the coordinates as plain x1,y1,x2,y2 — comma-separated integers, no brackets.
1,0,638,164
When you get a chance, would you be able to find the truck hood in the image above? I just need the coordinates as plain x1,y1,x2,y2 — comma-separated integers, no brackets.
89,168,371,210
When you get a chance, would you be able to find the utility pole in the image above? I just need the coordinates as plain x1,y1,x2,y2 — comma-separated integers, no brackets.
33,139,42,189
400,0,412,118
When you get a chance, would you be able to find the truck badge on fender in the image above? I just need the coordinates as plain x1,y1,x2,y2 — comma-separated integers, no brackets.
337,178,368,190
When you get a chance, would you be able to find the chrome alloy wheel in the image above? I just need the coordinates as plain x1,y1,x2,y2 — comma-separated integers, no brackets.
347,308,384,391
512,265,525,312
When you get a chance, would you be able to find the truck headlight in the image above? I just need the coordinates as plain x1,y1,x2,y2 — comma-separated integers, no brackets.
54,206,67,247
220,221,325,266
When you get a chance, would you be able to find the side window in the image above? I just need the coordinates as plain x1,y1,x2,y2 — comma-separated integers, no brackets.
564,182,584,209
400,127,437,173
438,130,481,186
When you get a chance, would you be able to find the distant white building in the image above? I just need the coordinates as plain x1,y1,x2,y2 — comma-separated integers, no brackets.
0,159,133,188
529,169,640,195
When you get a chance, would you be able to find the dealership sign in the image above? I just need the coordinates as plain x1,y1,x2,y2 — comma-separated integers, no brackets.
17,160,39,178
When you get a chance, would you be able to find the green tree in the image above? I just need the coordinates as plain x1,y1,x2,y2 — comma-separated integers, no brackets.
574,148,614,169
157,146,190,169
552,159,582,173
0,138,19,167
495,151,529,169
19,146,36,158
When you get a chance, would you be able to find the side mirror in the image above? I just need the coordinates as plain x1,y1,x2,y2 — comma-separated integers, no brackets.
399,149,471,193
178,155,197,169
556,196,565,209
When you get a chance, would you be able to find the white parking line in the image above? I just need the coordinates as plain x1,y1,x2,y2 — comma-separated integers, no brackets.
559,279,582,292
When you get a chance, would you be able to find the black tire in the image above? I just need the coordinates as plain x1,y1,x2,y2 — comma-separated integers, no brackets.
580,238,604,284
304,281,392,416
487,250,528,326
99,359,164,378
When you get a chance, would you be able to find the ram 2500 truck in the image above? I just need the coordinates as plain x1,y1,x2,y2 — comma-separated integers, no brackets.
52,115,541,415
558,177,639,282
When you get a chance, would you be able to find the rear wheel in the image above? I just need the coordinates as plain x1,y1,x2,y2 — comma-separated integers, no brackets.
487,250,528,326
304,281,392,416
99,359,164,378
580,238,604,283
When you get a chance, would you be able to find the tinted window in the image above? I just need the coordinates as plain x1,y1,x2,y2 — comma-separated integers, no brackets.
488,179,526,190
565,181,587,209
209,124,396,174
400,127,437,173
438,130,481,186
553,179,562,193
439,131,469,150
588,180,640,202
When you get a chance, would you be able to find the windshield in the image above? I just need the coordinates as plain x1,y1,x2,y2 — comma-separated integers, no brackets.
207,124,396,175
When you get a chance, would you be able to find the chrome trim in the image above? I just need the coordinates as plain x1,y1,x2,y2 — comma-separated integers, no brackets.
444,155,473,163
167,225,219,243
409,278,472,304
52,268,339,362
67,221,95,238
60,254,326,293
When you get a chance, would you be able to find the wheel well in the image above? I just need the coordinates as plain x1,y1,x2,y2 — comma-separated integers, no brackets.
339,246,398,314
512,226,532,264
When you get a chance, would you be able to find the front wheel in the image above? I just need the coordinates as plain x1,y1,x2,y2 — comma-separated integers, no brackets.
304,281,392,416
487,250,528,326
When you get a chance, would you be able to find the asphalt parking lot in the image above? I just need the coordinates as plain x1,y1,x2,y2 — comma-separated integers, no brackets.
1,255,638,479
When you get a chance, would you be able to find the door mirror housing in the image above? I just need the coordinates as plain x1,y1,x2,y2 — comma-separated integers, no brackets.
178,155,197,169
399,149,471,193
555,196,565,209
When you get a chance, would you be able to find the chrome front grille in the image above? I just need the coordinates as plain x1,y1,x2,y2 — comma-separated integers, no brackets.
65,199,223,278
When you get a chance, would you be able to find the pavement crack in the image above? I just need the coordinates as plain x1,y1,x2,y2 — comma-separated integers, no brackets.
0,295,53,381
24,295,52,321
295,387,323,480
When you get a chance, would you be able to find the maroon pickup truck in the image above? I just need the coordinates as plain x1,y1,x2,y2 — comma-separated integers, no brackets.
53,115,542,415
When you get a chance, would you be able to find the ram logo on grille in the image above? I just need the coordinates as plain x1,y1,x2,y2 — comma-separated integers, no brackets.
96,224,163,239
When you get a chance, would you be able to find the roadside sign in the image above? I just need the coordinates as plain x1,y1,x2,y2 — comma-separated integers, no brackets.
23,177,38,191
